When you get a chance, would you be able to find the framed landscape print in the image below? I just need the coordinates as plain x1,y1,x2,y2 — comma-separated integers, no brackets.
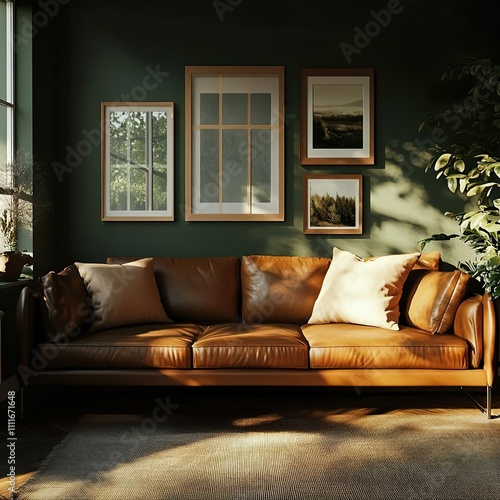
303,174,363,234
300,68,374,165
101,102,174,221
185,66,285,221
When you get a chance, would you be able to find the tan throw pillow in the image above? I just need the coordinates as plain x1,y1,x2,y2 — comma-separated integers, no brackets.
75,258,171,332
308,247,421,330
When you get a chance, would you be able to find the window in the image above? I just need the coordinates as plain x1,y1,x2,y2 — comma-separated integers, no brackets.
101,102,175,221
0,0,15,252
0,0,13,169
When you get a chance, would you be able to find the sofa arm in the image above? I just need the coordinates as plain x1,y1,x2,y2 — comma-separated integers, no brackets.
16,287,41,370
453,295,483,369
481,293,497,386
454,293,497,385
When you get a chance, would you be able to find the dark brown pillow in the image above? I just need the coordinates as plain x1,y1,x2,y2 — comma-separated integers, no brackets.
39,265,93,342
400,269,470,334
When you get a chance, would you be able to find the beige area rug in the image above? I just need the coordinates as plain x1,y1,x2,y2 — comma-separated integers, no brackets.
17,392,500,500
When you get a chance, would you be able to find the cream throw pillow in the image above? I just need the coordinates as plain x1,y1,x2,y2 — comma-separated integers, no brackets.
75,258,171,332
308,248,420,330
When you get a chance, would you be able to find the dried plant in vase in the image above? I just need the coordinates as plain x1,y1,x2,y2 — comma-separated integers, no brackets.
0,151,36,281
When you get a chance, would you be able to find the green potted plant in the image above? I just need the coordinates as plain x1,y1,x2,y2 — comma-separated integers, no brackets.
418,58,500,299
0,151,35,281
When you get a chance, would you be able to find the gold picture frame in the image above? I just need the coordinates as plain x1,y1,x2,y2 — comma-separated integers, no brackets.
303,174,363,234
300,68,374,165
101,101,175,221
185,65,285,221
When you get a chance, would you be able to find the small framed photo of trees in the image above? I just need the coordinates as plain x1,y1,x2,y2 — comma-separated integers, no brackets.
300,68,374,165
303,174,363,234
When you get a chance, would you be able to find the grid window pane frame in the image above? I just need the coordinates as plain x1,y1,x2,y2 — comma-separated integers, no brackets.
185,66,285,222
1,0,14,167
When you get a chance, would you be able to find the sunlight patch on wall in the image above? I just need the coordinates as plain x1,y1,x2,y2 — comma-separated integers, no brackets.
369,160,475,267
248,226,314,256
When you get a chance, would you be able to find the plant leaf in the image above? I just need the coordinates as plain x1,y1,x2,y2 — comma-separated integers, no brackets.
418,234,459,250
469,212,489,230
466,183,498,196
434,153,452,171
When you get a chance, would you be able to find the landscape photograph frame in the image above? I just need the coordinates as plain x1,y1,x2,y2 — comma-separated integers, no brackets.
303,174,363,234
300,68,374,165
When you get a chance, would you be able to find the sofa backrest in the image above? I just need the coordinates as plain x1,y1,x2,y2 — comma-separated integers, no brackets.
107,252,468,331
241,255,331,324
107,256,240,324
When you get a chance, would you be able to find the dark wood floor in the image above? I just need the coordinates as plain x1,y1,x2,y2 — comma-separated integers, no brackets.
1,385,498,499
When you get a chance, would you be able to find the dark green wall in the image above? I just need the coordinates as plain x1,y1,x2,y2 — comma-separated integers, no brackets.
31,0,499,271
1,0,497,382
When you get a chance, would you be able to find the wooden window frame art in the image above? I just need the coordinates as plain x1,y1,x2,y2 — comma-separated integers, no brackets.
185,66,285,221
303,174,363,234
101,101,174,221
300,68,374,165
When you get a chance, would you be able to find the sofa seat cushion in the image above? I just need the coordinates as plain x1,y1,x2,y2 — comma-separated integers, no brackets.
192,324,309,369
36,323,204,369
301,323,468,369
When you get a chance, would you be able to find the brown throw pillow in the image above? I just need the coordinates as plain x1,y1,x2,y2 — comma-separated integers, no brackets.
365,251,440,270
39,265,93,342
400,269,470,333
413,251,441,271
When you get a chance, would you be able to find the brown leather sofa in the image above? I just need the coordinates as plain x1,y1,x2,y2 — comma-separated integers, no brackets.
16,252,498,418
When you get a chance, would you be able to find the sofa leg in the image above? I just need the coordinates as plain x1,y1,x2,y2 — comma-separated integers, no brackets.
460,386,493,419
487,385,492,419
